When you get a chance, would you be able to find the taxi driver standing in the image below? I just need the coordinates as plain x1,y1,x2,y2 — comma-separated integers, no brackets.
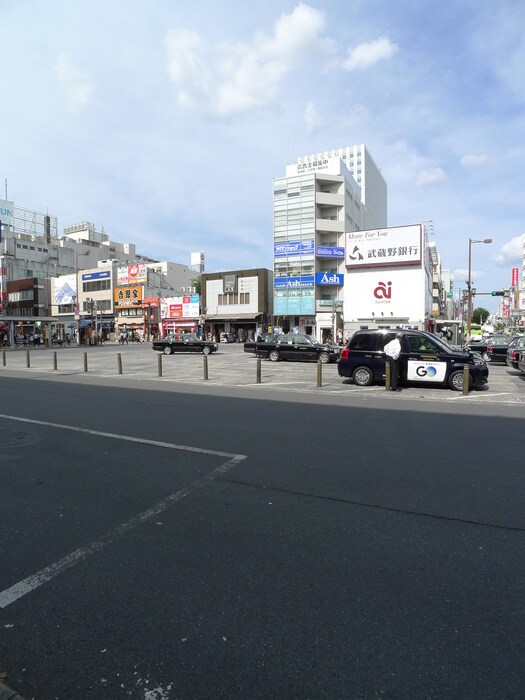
384,332,404,392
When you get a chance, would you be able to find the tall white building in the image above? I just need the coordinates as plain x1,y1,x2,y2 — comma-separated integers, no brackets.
297,144,387,229
272,145,387,340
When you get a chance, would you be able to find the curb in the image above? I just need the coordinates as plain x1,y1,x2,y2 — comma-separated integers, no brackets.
0,682,26,700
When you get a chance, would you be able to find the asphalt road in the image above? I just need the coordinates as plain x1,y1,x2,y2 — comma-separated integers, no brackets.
1,347,524,699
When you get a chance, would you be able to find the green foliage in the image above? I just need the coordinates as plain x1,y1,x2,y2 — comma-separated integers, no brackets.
472,307,490,324
191,277,201,295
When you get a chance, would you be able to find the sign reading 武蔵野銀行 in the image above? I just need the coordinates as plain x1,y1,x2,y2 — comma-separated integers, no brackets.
346,224,422,269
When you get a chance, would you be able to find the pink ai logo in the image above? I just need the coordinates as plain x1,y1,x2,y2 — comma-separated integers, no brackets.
373,281,392,299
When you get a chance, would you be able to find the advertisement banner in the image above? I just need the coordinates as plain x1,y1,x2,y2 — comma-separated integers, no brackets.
54,274,77,305
274,240,315,257
512,267,519,286
161,295,200,319
407,361,447,382
274,276,315,289
315,272,344,286
82,270,111,281
117,264,148,285
0,199,14,230
346,224,422,269
316,245,344,258
114,285,143,307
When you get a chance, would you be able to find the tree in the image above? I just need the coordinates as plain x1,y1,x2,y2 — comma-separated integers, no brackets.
191,277,201,295
472,307,490,324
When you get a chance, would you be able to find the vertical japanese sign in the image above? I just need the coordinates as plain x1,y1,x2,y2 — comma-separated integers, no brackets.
511,267,519,286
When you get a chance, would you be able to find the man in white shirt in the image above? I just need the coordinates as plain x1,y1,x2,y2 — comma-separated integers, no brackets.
384,332,404,391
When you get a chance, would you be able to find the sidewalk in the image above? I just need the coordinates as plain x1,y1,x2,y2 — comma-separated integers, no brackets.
0,682,25,700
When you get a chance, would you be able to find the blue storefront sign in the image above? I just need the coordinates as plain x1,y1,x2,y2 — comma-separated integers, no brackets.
81,270,111,281
315,272,344,286
316,245,344,258
274,276,315,289
274,240,315,257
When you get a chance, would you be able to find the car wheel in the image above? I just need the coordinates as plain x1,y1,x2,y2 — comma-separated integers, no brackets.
163,346,172,355
353,366,373,386
269,350,280,362
319,351,330,364
202,345,211,355
448,369,472,391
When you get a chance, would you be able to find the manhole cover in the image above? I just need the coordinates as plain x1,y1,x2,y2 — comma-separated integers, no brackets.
0,427,41,448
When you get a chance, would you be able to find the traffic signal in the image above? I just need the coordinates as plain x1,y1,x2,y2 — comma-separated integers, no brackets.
491,291,505,296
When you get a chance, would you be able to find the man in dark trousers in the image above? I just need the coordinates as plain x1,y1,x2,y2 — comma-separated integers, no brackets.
384,332,404,391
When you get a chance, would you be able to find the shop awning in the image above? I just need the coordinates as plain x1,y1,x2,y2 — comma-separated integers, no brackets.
203,313,262,321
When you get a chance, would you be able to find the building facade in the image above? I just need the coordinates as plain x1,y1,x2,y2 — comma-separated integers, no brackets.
342,224,434,334
201,268,273,341
273,154,376,341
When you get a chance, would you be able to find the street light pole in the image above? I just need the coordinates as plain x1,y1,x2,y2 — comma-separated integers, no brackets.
466,237,492,342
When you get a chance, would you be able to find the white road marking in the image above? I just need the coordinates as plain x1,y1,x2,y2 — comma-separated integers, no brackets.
0,413,246,609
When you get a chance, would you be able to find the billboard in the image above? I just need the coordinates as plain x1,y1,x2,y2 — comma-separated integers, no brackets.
346,224,422,269
316,245,344,258
512,267,519,286
343,267,428,321
274,276,315,289
0,199,14,230
114,285,143,307
315,272,344,286
161,295,200,319
118,263,148,285
274,240,315,257
54,274,77,305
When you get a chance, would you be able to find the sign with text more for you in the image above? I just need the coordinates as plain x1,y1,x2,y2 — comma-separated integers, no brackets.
343,267,427,321
346,224,422,269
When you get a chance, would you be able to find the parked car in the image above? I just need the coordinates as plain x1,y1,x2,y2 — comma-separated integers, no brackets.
507,336,525,370
152,333,218,355
337,329,489,391
243,335,273,353
517,349,525,375
255,334,340,363
487,335,522,363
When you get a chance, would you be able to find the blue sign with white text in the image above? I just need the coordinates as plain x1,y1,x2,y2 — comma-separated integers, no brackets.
81,270,111,281
316,246,344,258
274,240,315,257
274,276,315,289
315,272,344,286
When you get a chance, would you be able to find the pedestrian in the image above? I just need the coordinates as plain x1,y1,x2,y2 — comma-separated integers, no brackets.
384,332,404,391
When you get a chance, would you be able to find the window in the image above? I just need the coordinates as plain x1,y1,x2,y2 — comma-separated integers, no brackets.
239,292,250,304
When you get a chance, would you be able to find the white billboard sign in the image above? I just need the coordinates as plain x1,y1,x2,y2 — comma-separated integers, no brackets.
344,267,428,321
0,198,14,231
346,224,422,269
54,274,77,305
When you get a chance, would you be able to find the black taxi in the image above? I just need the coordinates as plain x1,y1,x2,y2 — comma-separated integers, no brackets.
255,334,340,363
337,329,489,391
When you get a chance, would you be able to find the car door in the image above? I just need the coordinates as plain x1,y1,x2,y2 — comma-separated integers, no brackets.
292,335,316,361
404,334,449,385
276,336,295,360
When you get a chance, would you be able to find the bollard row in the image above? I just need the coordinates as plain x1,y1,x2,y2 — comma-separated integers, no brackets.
0,350,337,389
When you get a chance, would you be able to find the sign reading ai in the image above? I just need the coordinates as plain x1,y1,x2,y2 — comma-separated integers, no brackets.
315,272,344,286
316,246,344,258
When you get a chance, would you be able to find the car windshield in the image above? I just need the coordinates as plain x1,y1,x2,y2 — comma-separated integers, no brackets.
489,336,509,346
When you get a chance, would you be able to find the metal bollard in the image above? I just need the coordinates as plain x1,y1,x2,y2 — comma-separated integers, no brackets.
256,358,261,384
83,352,88,372
27,350,31,368
158,354,162,377
53,351,58,371
317,359,322,387
2,350,6,366
462,365,470,395
117,353,123,375
385,361,391,391
203,355,209,380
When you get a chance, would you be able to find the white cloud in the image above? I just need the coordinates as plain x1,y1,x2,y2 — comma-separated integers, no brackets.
415,168,447,187
55,54,95,112
453,268,484,284
492,234,525,266
342,36,398,71
165,3,330,117
460,153,488,168
304,101,323,132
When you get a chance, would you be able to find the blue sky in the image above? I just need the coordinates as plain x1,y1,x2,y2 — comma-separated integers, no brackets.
2,0,524,311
